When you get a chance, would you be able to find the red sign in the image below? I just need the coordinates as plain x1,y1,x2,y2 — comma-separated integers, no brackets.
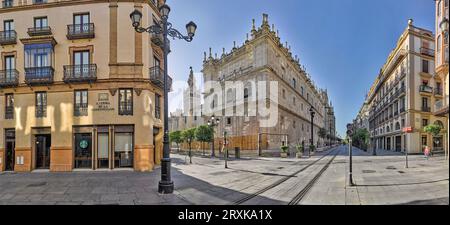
402,127,413,133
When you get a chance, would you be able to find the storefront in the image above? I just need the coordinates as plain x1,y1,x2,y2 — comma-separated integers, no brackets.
73,125,134,170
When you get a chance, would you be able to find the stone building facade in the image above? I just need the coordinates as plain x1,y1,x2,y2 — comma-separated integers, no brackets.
201,14,335,152
366,20,447,154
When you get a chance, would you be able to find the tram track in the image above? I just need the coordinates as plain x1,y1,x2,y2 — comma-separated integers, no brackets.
232,147,341,205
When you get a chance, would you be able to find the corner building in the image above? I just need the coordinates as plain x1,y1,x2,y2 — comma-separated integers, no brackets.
0,0,168,172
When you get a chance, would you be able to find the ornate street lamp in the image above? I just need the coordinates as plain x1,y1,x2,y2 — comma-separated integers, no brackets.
208,115,221,157
130,5,197,194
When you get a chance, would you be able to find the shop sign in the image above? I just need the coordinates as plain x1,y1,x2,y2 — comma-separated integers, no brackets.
93,93,115,112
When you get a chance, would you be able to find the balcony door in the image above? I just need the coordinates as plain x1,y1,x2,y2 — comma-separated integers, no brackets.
4,56,15,81
73,51,90,78
74,14,90,33
3,20,13,34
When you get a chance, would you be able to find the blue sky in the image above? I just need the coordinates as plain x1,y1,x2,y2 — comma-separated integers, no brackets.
165,0,435,137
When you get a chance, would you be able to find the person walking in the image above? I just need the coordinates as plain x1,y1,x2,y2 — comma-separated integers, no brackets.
424,145,431,160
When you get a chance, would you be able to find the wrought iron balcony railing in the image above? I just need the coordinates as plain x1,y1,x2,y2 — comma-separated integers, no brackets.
0,30,17,45
67,23,95,40
421,106,431,112
419,85,433,94
25,66,54,85
149,66,173,90
74,103,88,117
28,26,52,36
420,47,434,57
63,64,97,83
119,102,133,116
434,88,443,96
5,106,14,120
33,0,47,4
0,69,19,87
2,0,13,8
35,107,47,118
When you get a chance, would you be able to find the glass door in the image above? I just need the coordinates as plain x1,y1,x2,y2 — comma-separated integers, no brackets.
3,20,14,38
74,14,89,33
5,130,15,171
73,51,90,78
4,56,15,82
74,133,93,169
35,134,51,169
97,133,109,169
114,132,133,168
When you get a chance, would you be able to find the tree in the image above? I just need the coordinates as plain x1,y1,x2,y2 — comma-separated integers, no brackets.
352,128,370,151
195,125,214,156
424,124,442,152
182,128,197,164
169,131,183,152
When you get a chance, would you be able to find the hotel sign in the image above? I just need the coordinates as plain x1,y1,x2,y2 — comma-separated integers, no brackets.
93,93,115,112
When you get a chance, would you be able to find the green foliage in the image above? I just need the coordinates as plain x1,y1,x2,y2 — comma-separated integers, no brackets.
352,128,370,150
296,145,304,153
195,125,214,143
309,144,316,152
423,124,442,137
182,128,197,145
169,131,183,146
318,128,327,139
280,145,289,153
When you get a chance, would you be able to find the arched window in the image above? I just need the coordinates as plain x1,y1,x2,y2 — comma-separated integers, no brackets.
292,78,297,89
212,94,218,109
395,122,401,131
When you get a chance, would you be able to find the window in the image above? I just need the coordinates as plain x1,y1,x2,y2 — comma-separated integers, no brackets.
282,89,286,99
154,57,160,68
114,131,134,168
292,78,296,89
119,89,133,115
4,55,15,83
34,17,48,29
155,93,161,119
301,86,304,96
422,97,429,108
35,92,47,118
227,117,232,125
73,51,90,78
244,88,249,99
422,119,429,127
4,20,14,31
422,60,429,73
5,94,13,119
293,97,296,105
74,90,88,116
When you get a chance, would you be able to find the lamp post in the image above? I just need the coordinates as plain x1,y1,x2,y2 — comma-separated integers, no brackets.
309,106,316,157
347,123,355,186
130,5,197,194
208,115,220,158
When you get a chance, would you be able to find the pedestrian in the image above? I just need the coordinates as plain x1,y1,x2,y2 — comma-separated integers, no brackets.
424,145,430,160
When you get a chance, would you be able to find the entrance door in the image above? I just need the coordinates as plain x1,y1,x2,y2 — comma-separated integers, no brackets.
97,132,109,169
386,137,391,150
35,134,51,169
395,136,402,152
74,133,93,169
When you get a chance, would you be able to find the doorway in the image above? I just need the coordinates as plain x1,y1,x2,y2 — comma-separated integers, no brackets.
74,133,93,169
5,129,15,171
386,137,391,150
35,134,51,169
395,136,402,152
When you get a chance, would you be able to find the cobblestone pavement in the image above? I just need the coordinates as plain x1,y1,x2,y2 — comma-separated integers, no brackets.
0,146,448,205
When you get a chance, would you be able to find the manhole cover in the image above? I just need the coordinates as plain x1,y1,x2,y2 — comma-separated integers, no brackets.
362,170,376,174
398,171,406,174
27,182,47,187
386,166,397,170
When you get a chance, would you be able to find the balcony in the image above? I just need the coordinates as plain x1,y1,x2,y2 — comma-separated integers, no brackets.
419,85,433,94
28,26,52,36
67,23,95,40
434,100,449,117
400,107,405,113
149,66,173,91
420,47,434,57
5,106,14,119
33,0,47,4
74,103,88,117
2,0,13,8
421,106,431,112
63,64,97,83
0,30,17,45
25,67,54,85
434,88,443,96
35,107,46,118
0,69,19,87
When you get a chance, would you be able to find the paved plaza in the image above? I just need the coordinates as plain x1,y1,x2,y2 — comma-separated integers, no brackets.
0,146,448,205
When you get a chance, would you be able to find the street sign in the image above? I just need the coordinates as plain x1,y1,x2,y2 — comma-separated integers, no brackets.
402,127,413,133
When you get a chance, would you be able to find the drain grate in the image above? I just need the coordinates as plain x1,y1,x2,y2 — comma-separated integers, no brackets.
386,166,397,170
362,170,376,174
27,182,47,187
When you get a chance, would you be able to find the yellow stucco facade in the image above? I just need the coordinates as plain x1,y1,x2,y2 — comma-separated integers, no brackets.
0,0,167,172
